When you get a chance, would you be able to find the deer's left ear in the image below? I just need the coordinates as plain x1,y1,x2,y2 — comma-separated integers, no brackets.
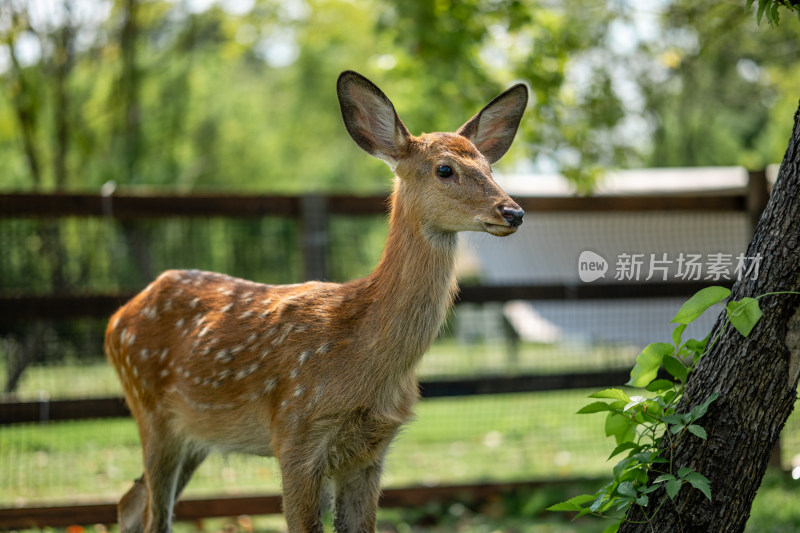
457,84,528,164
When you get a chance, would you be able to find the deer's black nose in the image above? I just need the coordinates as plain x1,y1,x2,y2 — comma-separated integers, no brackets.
501,206,524,227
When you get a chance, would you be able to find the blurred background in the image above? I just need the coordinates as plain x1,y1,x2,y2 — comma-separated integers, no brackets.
2,0,800,531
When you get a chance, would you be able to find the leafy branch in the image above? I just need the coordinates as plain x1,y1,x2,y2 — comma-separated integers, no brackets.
548,286,800,532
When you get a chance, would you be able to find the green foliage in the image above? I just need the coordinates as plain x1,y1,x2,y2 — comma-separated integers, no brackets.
4,1,798,196
747,0,800,25
547,286,784,529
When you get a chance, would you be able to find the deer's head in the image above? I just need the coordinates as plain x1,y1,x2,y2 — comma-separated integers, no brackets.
337,71,528,238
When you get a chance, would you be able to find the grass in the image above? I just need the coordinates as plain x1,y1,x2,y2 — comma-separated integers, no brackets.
0,390,611,506
4,341,800,531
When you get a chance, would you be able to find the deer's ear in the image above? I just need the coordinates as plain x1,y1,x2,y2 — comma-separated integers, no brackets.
457,84,528,164
337,71,411,167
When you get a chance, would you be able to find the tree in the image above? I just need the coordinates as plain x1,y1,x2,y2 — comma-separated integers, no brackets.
618,100,800,532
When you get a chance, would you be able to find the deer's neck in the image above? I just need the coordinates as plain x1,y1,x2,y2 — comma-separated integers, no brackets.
360,182,458,373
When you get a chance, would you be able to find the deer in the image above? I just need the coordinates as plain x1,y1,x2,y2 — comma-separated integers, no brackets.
105,70,528,533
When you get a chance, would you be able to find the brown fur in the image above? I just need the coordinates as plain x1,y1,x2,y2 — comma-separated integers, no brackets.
105,71,527,533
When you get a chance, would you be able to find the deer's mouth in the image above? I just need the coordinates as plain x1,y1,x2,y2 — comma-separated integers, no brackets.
480,220,518,236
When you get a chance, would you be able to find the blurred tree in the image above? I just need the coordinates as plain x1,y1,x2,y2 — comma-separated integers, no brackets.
638,0,800,169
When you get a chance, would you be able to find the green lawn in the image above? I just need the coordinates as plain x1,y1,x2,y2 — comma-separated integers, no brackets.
3,342,800,531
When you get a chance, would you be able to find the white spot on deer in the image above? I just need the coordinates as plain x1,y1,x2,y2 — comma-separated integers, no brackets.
245,333,258,345
217,287,234,296
221,303,234,313
307,386,325,410
159,368,170,378
164,299,174,312
192,377,201,384
280,400,289,409
240,310,254,320
295,325,308,334
111,317,120,331
259,309,272,318
264,377,277,393
290,367,300,379
198,326,211,338
316,342,332,355
143,306,157,319
126,333,137,346
214,349,231,362
183,369,191,378
132,366,139,378
175,318,185,329
294,385,304,398
190,297,200,309
140,348,150,359
159,348,170,361
242,292,253,303
230,345,244,355
299,350,311,365
273,324,293,346
194,314,206,326
236,363,259,380
218,369,232,380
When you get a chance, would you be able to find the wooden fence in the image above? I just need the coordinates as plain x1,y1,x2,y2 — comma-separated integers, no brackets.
0,170,769,526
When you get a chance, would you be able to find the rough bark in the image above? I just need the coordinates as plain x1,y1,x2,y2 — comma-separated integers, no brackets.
620,101,800,531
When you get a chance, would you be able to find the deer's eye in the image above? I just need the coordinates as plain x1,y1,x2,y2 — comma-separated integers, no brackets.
436,165,454,178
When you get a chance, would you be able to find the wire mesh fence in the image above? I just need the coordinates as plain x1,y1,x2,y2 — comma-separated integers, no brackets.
1,184,794,519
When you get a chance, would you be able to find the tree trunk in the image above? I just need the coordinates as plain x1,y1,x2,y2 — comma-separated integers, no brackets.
620,101,800,531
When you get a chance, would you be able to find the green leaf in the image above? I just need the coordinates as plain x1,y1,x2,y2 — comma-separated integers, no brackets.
726,297,763,337
757,0,768,24
605,412,637,445
590,388,631,402
661,414,685,425
546,493,596,512
608,441,639,460
685,472,712,500
671,286,730,325
687,424,708,439
628,343,673,387
677,467,694,478
589,492,606,512
666,479,682,499
577,401,616,414
635,494,650,507
663,355,688,383
617,481,636,497
672,323,687,347
690,392,720,421
654,474,676,484
646,379,674,392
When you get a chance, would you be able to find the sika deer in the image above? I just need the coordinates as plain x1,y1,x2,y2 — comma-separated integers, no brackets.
106,70,527,533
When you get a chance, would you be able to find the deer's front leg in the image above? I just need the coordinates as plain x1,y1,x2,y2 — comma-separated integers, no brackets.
279,452,326,533
332,458,385,533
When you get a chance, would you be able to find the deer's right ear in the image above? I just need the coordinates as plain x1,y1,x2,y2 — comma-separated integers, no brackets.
337,71,411,168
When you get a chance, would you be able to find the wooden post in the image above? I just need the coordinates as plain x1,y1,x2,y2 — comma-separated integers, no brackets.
747,169,769,233
300,194,328,281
